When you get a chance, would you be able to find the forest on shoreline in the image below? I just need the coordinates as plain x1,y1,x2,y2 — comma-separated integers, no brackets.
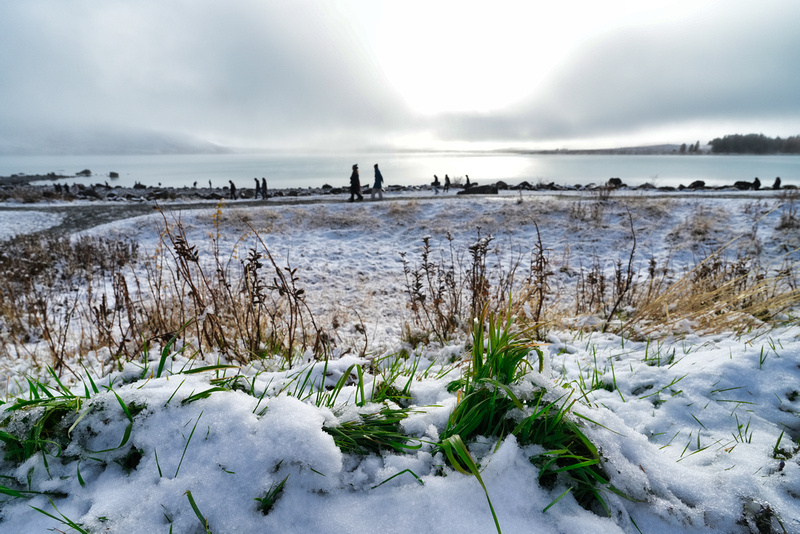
708,133,800,154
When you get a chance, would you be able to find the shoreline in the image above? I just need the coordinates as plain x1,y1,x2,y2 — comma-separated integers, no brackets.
0,177,796,240
1,173,795,206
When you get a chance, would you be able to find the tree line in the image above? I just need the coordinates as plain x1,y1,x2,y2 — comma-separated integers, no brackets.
707,133,800,154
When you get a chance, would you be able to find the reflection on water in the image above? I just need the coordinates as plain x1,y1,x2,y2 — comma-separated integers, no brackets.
2,152,799,189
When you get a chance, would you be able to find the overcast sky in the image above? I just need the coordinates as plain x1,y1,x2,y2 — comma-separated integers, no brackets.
1,0,799,152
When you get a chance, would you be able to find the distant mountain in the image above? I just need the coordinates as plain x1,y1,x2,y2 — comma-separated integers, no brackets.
0,127,230,155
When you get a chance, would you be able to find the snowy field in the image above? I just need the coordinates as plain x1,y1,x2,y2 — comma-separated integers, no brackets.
1,189,799,533
0,210,64,241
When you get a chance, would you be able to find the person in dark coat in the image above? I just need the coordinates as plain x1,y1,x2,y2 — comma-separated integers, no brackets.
349,164,363,202
229,180,237,200
444,174,450,192
773,177,782,190
262,177,268,198
371,164,384,200
254,178,261,199
432,175,440,195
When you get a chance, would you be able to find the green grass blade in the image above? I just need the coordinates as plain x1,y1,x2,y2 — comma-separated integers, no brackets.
185,491,212,533
542,487,572,513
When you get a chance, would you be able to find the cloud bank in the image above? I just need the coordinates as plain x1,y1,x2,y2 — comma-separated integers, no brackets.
1,0,798,152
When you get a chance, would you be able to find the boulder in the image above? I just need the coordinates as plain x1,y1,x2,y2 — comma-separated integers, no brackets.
456,184,498,195
688,180,705,189
733,181,752,191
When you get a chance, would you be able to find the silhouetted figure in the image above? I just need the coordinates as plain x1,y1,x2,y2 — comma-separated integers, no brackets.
262,178,267,198
753,177,761,191
193,181,197,188
465,175,471,189
371,164,384,200
209,180,212,188
349,164,363,202
254,178,261,198
229,180,237,200
773,176,782,190
444,175,450,192
433,175,440,195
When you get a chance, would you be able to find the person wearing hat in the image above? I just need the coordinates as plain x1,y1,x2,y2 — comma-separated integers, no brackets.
371,163,384,200
349,164,363,202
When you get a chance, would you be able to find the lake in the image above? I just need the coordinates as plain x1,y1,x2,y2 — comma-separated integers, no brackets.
1,152,798,190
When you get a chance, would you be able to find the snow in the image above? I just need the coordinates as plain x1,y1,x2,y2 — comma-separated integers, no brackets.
1,190,799,533
0,210,63,240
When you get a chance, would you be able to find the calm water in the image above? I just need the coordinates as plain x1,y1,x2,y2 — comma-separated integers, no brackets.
1,152,798,189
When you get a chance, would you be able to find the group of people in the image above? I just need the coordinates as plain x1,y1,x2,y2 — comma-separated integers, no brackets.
349,163,384,202
253,177,268,199
229,164,467,203
431,174,453,194
226,178,268,200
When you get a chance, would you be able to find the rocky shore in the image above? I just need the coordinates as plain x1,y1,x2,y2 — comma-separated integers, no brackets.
0,172,795,205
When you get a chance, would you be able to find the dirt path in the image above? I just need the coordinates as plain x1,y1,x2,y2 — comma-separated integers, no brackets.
0,189,790,237
0,196,382,236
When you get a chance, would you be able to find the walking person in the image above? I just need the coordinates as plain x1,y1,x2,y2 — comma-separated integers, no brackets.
229,180,237,200
262,177,268,198
254,178,261,199
444,174,450,192
432,175,440,195
349,164,363,202
371,164,384,200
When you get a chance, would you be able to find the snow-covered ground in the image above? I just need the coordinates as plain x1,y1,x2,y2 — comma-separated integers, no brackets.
1,190,799,533
0,210,64,240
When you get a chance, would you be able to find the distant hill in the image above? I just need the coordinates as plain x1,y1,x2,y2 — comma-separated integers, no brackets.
507,144,691,155
0,127,230,156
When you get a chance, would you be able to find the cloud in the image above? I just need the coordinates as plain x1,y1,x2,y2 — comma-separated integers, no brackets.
433,2,800,144
0,0,410,149
1,0,799,152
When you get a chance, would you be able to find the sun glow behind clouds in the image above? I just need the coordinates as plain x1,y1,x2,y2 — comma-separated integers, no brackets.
362,1,699,116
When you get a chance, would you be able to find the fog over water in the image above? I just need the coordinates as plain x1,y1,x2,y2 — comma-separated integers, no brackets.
4,153,799,190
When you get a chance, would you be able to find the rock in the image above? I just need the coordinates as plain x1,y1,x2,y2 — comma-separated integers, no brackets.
109,172,119,178
607,177,624,188
733,181,752,190
76,169,91,177
456,184,498,195
495,180,509,190
688,180,705,189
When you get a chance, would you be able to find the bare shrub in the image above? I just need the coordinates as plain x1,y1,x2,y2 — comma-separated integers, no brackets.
776,191,800,230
